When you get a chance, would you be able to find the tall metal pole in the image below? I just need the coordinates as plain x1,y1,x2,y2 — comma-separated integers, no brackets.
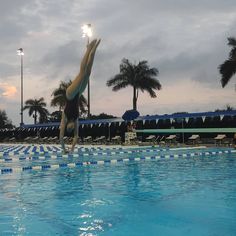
20,53,24,126
81,24,92,119
18,48,24,126
87,36,90,119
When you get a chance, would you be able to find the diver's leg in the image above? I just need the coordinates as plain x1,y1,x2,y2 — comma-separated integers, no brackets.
77,39,101,94
66,39,98,100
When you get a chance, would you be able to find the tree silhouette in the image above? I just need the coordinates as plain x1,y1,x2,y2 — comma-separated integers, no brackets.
23,97,49,124
218,37,236,87
107,58,161,110
51,80,87,116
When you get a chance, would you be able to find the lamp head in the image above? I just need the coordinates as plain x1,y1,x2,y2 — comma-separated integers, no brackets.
17,48,24,56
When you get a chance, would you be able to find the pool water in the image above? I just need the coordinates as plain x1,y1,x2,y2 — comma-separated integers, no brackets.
0,146,236,235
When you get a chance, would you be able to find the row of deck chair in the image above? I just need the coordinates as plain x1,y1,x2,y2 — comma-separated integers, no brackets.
143,135,177,145
187,134,231,146
0,136,59,144
183,134,228,145
1,135,122,145
23,136,59,144
82,135,122,145
1,134,232,147
144,134,232,146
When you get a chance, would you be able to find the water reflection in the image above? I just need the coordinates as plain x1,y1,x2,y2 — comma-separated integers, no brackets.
1,153,236,235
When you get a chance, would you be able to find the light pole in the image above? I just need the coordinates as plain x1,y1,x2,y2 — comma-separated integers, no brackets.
17,48,24,126
81,24,92,118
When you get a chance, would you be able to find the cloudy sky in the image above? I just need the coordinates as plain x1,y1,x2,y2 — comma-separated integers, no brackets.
1,0,236,126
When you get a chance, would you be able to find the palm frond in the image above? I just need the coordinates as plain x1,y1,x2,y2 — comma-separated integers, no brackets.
23,105,31,110
107,74,129,87
218,60,236,87
229,47,236,60
145,87,157,98
112,81,130,91
38,97,46,104
228,37,236,47
24,99,35,105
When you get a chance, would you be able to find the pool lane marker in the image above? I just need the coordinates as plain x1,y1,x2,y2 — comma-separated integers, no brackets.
1,149,236,175
0,144,208,158
0,149,163,162
0,145,209,162
0,147,141,157
0,146,210,163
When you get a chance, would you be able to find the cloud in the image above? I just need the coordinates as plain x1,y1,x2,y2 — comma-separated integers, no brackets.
0,83,17,98
0,62,18,78
1,0,236,126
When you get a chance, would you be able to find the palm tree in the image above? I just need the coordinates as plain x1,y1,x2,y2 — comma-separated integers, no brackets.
106,58,161,110
51,80,87,116
218,37,236,87
23,97,49,124
50,111,62,122
0,109,13,128
51,81,69,111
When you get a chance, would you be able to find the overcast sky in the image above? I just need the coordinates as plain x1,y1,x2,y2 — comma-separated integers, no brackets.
1,0,236,126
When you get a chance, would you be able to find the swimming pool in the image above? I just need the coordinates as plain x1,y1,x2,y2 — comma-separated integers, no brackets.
1,144,236,235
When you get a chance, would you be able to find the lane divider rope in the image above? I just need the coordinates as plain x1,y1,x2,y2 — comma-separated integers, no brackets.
0,145,209,157
1,149,235,175
0,149,169,162
0,146,210,163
